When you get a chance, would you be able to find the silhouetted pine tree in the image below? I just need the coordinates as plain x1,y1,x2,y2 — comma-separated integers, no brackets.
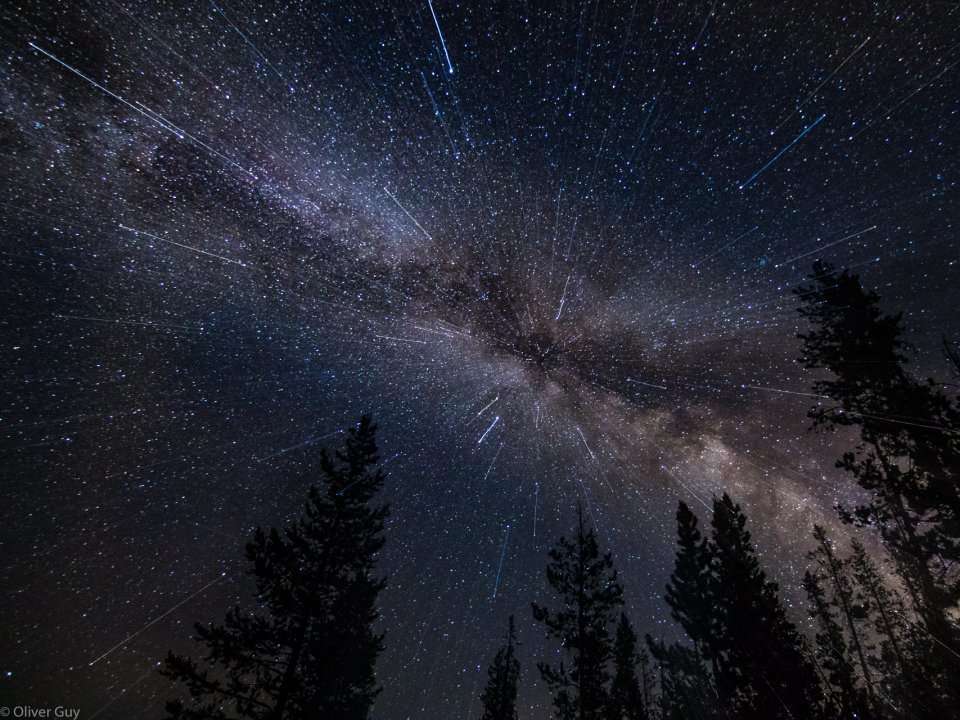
708,494,823,720
646,638,716,720
803,525,876,718
479,616,521,720
648,501,718,718
803,568,854,719
636,645,655,719
795,261,960,671
532,506,624,720
846,540,909,679
845,538,944,719
663,503,716,672
606,614,648,720
804,525,876,718
162,416,389,720
659,495,824,719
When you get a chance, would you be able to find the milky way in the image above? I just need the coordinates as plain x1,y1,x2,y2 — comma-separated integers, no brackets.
2,2,959,718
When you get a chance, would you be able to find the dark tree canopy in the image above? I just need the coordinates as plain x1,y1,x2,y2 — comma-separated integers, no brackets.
532,506,625,720
479,616,521,720
162,416,389,720
795,261,960,700
606,614,649,720
802,527,873,720
656,495,823,720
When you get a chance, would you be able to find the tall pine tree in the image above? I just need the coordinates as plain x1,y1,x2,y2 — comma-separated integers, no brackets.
795,261,960,664
659,495,824,719
804,525,876,718
646,638,716,720
663,502,716,674
162,416,390,720
606,614,649,720
709,494,822,719
803,568,854,719
532,506,624,720
479,616,521,720
846,539,944,719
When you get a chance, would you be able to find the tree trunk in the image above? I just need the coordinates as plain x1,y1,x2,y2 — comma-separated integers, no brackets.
272,624,307,720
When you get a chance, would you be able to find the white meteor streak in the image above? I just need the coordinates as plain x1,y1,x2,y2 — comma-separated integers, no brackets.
774,36,871,133
627,377,668,391
254,429,344,463
533,482,539,539
427,0,455,74
847,54,960,142
119,224,247,266
88,661,162,720
576,426,596,462
689,0,718,51
135,101,255,177
384,187,433,240
478,415,500,444
210,1,288,83
492,524,510,599
373,334,430,345
475,395,500,418
555,273,572,321
28,43,256,178
483,441,505,482
775,225,877,267
690,225,759,268
88,574,225,666
29,42,152,120
52,314,202,332
742,384,831,400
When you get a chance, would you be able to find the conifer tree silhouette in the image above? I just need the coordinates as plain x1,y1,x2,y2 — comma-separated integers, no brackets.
162,416,389,720
479,616,521,720
658,495,823,719
795,261,960,665
532,506,624,720
806,532,943,720
709,494,822,719
803,525,875,718
663,502,716,671
646,638,716,720
606,614,648,720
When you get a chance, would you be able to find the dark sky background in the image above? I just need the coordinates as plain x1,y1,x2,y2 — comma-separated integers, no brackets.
1,1,959,718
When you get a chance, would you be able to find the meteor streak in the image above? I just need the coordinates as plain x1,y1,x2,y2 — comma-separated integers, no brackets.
739,114,826,190
88,574,225,666
478,416,501,445
774,36,871,133
492,524,510,599
384,187,433,240
28,43,256,178
775,225,877,267
119,224,247,266
427,0,455,75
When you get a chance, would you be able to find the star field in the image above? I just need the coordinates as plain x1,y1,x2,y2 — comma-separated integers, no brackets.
1,1,959,718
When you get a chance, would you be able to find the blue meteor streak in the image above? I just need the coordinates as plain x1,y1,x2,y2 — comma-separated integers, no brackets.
739,113,826,190
427,0,455,75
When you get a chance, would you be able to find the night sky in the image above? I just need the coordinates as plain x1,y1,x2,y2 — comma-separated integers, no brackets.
2,1,959,717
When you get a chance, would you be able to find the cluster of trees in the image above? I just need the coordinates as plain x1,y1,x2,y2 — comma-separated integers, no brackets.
491,492,956,720
474,261,960,719
161,262,959,719
794,260,960,718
